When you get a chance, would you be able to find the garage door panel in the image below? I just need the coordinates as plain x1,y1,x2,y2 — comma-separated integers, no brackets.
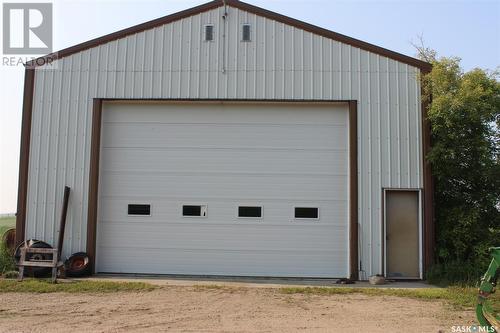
102,123,348,150
98,198,348,225
96,247,347,277
101,149,348,175
100,173,347,200
97,223,347,252
103,103,348,125
97,102,350,277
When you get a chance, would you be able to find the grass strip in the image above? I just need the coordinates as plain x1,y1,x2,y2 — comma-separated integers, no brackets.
279,286,490,309
0,279,156,293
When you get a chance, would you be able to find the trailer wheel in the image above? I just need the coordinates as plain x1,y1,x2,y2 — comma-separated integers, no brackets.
65,252,90,277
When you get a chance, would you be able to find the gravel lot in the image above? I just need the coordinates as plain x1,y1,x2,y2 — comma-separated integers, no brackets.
0,285,474,333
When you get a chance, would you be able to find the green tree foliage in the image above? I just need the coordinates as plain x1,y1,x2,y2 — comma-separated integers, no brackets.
419,49,500,284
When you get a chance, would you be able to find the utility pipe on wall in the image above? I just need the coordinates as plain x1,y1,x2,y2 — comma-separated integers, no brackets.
222,0,228,74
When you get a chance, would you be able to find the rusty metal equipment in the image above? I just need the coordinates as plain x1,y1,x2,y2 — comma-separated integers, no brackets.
17,186,70,283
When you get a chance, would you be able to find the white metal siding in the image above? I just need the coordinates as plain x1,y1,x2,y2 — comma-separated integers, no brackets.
26,5,422,278
96,102,349,277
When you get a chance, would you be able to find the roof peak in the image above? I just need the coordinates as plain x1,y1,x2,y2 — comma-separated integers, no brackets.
27,0,431,72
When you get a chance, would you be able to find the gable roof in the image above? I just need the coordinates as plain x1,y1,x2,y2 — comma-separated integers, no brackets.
28,0,432,72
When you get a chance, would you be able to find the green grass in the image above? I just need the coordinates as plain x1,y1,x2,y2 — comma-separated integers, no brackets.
0,279,156,293
192,284,226,290
0,246,15,274
192,284,248,294
0,216,15,235
426,261,487,287
191,284,498,310
280,286,496,309
0,217,16,275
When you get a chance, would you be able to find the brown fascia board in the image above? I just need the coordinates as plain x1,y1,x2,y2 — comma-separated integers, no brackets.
26,0,431,72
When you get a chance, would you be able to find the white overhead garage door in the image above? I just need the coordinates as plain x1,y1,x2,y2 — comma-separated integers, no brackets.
96,102,350,278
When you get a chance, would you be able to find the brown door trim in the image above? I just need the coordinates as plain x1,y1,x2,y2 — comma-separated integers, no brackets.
86,99,103,272
86,99,359,278
348,100,358,280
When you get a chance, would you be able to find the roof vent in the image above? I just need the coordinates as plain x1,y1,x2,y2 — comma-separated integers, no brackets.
242,24,251,42
204,24,214,41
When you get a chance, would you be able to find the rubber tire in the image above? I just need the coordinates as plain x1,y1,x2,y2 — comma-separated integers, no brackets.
14,239,53,278
65,252,90,277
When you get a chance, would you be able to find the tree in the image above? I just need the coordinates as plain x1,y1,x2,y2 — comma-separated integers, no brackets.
418,48,500,284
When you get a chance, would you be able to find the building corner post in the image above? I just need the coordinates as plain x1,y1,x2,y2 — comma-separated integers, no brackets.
15,67,35,246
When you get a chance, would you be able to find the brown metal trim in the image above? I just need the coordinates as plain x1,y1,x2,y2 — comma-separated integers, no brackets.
86,99,359,279
381,188,385,276
15,68,35,246
86,99,103,273
348,100,359,280
27,0,431,72
421,75,434,273
101,98,351,103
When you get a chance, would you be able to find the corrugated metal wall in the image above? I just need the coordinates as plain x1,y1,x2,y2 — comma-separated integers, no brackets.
26,5,422,278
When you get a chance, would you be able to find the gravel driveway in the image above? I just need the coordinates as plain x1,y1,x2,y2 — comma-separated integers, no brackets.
0,285,474,333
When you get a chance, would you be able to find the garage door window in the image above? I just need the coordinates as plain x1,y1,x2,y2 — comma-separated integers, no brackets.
183,205,207,217
128,204,151,216
238,206,262,218
294,207,319,219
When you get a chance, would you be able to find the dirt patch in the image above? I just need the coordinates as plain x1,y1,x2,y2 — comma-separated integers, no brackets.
0,286,474,333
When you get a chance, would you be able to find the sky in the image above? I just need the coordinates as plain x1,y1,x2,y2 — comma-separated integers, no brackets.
0,0,499,214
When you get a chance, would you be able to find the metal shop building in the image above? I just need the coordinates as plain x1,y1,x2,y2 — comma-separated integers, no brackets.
16,0,433,280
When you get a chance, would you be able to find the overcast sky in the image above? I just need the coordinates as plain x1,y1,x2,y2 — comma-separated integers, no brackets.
0,0,499,214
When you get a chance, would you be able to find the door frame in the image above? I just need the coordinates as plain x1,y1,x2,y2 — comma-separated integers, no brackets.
87,99,359,279
382,188,423,280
